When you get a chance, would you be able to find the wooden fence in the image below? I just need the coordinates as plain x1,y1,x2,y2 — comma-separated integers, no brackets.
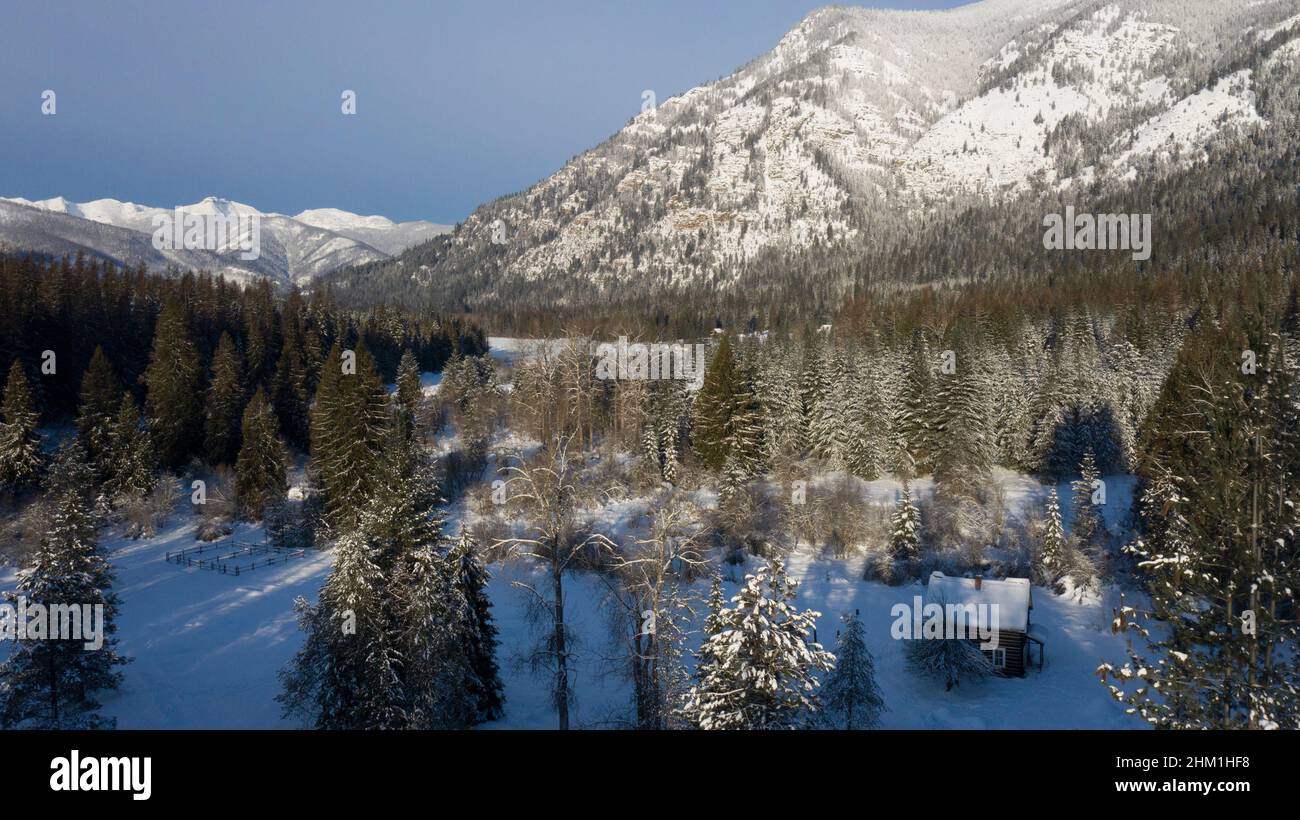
166,542,308,576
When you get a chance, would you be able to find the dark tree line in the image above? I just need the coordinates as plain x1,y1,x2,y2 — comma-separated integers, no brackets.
0,253,488,449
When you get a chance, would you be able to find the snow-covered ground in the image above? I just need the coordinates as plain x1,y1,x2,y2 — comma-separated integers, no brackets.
0,467,1143,729
479,544,1138,730
96,521,332,728
386,370,442,397
487,336,571,366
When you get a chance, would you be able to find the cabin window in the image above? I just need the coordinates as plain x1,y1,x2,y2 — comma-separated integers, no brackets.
992,648,1007,669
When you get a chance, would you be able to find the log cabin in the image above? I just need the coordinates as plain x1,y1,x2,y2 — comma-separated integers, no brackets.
924,572,1042,677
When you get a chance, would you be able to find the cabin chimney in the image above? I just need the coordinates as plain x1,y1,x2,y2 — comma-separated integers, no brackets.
974,575,983,590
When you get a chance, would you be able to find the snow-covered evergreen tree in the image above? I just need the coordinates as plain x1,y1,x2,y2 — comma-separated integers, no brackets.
641,418,660,475
843,353,887,479
272,330,310,451
144,296,203,467
76,347,121,481
717,451,751,514
1071,447,1103,549
798,339,831,451
821,611,886,729
1038,487,1068,579
932,341,993,487
279,511,405,729
106,391,156,501
0,359,43,493
1102,326,1300,728
448,528,505,723
691,335,737,470
394,348,423,433
660,427,680,484
309,341,389,531
282,421,481,729
0,445,129,728
726,344,767,475
204,331,245,466
904,628,994,691
393,538,474,729
683,558,834,729
889,481,921,561
987,344,1034,470
759,346,805,461
642,379,686,483
692,335,764,474
894,334,936,474
809,347,851,467
235,388,288,520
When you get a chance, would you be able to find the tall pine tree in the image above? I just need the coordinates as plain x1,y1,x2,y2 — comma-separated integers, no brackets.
1071,447,1103,549
204,331,245,466
106,391,157,501
235,388,287,520
75,346,120,478
144,297,202,467
0,359,43,493
889,481,921,561
821,610,886,729
448,528,504,723
310,341,389,530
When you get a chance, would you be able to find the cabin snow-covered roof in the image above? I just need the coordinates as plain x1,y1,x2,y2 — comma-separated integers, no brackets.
924,572,1032,632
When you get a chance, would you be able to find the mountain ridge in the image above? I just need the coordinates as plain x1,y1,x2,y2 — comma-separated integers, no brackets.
0,195,452,286
324,0,1300,315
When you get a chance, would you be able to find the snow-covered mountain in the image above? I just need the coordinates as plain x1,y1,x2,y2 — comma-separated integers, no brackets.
0,195,450,286
291,208,452,256
341,0,1299,308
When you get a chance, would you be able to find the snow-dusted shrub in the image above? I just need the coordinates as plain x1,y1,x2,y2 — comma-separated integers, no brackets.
0,496,47,565
905,633,994,691
861,549,909,586
1061,548,1099,601
264,499,311,549
441,448,485,499
181,464,235,541
991,526,1035,581
469,510,513,564
782,484,821,550
194,517,232,542
913,552,965,584
575,452,632,507
818,477,870,557
122,477,180,540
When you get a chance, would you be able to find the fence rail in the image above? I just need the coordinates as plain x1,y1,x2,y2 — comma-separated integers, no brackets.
166,541,308,576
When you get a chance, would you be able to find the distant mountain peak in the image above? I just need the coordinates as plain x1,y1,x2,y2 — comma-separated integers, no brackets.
295,207,398,231
0,195,452,285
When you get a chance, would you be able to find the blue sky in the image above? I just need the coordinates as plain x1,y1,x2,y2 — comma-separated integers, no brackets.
1,0,967,223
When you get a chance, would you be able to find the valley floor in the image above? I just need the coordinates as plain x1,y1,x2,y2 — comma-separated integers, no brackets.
1,467,1143,730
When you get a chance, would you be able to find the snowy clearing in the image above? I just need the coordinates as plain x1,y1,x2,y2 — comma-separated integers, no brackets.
1,468,1143,730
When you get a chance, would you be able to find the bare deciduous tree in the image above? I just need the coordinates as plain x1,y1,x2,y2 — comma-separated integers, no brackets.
494,436,613,729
